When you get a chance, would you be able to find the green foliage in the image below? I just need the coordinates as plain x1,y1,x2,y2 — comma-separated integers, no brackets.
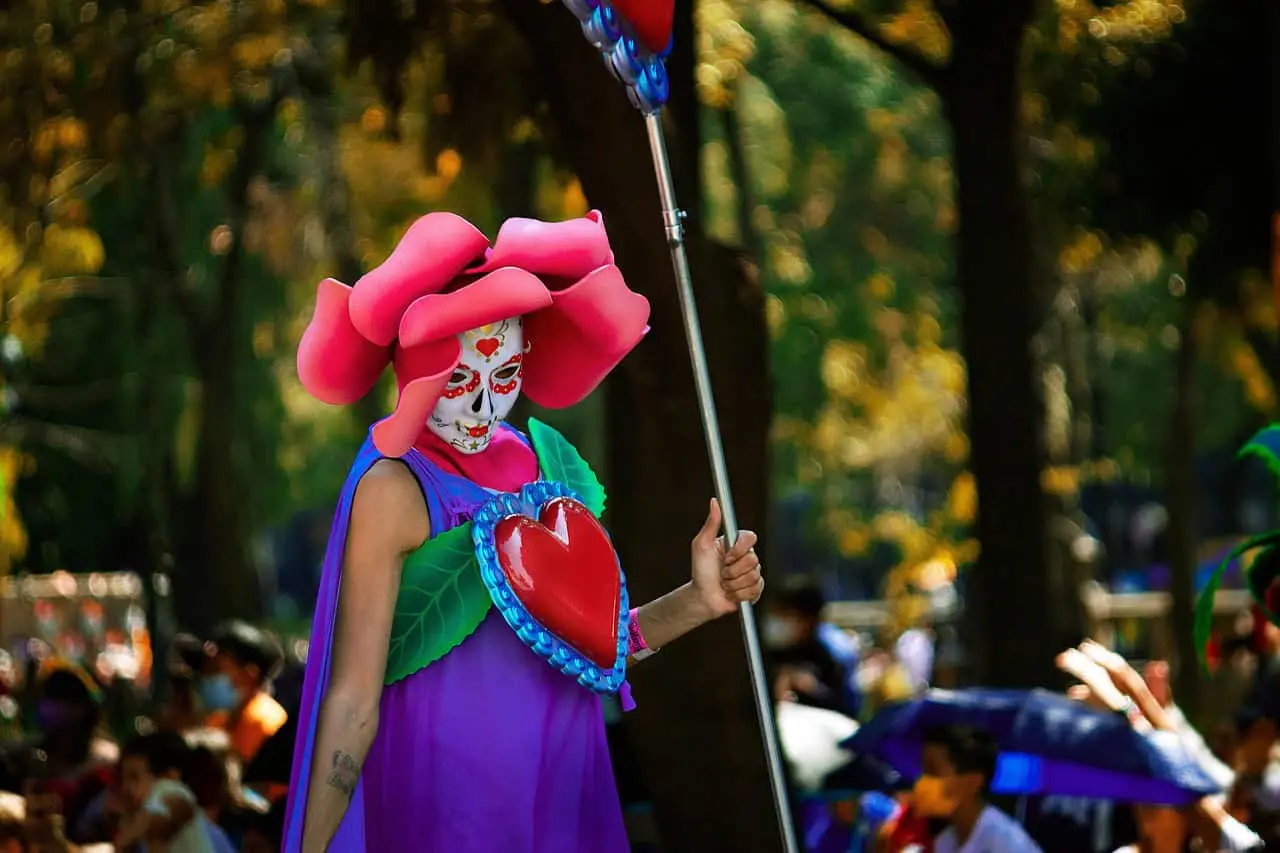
704,3,965,575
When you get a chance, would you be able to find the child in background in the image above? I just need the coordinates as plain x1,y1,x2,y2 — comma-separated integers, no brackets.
115,732,216,853
919,724,1043,853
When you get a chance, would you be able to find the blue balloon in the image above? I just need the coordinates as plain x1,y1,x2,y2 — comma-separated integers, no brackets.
635,58,669,111
609,37,644,86
582,4,621,49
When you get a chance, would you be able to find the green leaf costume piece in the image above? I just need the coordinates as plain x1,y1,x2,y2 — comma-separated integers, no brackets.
383,419,607,685
1194,420,1280,670
1238,425,1280,481
1194,531,1280,672
384,523,486,685
527,418,607,517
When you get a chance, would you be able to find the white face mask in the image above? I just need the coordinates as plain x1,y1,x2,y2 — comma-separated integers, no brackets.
428,317,526,454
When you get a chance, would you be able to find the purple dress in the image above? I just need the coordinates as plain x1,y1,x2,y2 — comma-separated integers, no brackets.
282,434,629,852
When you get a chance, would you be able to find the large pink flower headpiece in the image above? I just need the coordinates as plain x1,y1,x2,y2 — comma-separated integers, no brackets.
297,210,651,458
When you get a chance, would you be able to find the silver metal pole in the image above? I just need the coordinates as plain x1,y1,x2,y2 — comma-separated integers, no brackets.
643,111,800,853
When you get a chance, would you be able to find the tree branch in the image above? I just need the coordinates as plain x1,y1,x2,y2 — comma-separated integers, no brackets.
6,276,131,312
13,378,120,410
790,0,946,87
0,418,117,470
43,161,119,219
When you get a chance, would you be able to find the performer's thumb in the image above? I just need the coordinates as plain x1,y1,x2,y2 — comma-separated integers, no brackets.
694,498,722,551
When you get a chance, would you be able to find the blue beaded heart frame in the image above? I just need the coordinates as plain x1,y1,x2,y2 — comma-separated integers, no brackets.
471,480,630,694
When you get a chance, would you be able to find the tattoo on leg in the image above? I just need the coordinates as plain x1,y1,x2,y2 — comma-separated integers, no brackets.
325,750,361,798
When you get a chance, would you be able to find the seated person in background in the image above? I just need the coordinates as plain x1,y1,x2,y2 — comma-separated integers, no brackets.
181,727,266,850
179,732,232,826
919,724,1043,853
1116,799,1264,853
240,711,296,805
0,662,118,843
764,582,861,717
116,732,225,853
158,634,213,734
1225,705,1280,845
239,802,285,853
198,621,287,766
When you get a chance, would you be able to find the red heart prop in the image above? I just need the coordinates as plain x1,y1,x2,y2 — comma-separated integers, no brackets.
494,497,622,668
611,0,675,56
475,337,500,358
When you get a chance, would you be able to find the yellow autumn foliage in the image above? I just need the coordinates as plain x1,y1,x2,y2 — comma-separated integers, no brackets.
696,0,757,107
0,448,28,574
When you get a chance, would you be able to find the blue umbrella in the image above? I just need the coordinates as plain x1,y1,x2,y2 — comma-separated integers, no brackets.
841,688,1221,805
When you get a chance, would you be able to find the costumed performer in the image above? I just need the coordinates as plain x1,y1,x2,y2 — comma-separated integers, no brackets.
282,210,766,853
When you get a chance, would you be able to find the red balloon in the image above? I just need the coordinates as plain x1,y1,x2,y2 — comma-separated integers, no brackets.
494,497,622,668
611,0,675,56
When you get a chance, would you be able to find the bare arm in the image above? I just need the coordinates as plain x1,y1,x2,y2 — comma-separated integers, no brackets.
145,794,197,843
632,500,761,659
633,583,715,655
300,460,430,853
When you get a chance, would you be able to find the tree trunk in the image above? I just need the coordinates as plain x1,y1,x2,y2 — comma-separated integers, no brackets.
943,2,1062,688
1167,307,1202,717
721,100,763,263
293,40,385,434
178,105,277,633
501,3,781,850
183,332,258,632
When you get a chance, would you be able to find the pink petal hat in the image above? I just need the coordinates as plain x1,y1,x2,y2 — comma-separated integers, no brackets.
296,210,651,457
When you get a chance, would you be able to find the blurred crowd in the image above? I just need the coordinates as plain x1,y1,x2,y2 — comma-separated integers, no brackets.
764,578,1280,853
3,577,1280,852
0,620,299,852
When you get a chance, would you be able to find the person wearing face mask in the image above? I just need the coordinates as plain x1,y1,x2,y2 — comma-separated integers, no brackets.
870,792,939,853
199,622,287,768
282,211,769,853
915,724,1042,853
766,583,861,718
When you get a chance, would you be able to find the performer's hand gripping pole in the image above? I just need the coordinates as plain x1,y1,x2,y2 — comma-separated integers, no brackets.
551,2,800,849
644,113,801,853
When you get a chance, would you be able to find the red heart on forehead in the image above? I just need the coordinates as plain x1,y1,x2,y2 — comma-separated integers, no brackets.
494,497,622,668
474,337,500,358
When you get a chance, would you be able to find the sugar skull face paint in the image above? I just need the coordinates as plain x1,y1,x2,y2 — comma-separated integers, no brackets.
428,317,526,453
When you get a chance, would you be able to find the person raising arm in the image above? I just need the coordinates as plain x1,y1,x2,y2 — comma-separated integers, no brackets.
299,460,429,853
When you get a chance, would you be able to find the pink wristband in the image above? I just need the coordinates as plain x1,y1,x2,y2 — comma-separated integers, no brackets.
627,608,655,660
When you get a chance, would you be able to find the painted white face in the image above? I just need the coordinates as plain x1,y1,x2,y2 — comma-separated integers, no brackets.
428,317,526,454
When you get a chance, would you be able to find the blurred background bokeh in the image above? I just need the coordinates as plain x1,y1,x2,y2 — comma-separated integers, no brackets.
0,0,1274,850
